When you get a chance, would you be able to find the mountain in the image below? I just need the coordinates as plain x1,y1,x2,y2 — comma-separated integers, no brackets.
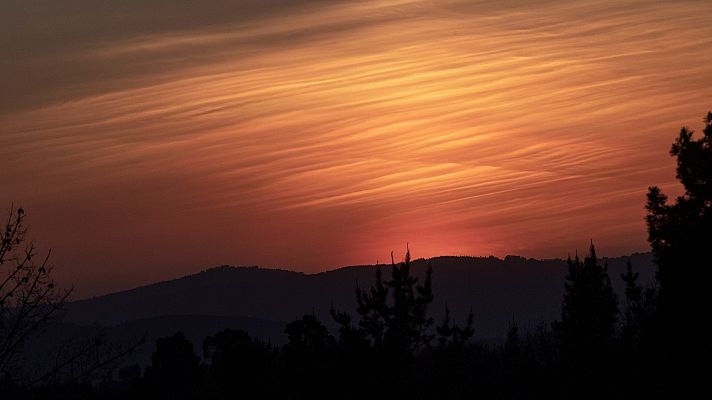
63,253,655,343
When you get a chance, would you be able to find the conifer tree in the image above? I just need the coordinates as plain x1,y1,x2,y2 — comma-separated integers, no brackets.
646,112,712,331
554,244,618,365
620,260,643,351
644,111,712,394
333,248,435,356
435,307,474,350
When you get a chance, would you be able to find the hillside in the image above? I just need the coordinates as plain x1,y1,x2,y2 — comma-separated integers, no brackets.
64,253,655,341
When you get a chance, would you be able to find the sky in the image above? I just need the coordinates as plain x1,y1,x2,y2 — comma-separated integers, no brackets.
1,0,711,298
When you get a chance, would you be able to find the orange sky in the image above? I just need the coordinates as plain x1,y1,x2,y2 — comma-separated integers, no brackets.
1,0,711,297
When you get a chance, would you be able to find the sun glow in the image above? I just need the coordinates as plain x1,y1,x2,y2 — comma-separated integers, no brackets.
1,0,711,295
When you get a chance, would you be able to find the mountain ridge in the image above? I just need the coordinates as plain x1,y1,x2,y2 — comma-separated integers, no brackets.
64,253,655,340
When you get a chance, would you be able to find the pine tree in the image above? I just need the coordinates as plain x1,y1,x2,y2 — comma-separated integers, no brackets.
330,248,436,397
435,307,474,350
333,248,435,356
554,243,618,379
644,111,712,394
620,261,640,346
646,112,712,330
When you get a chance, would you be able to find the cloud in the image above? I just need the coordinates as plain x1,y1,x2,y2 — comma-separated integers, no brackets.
1,0,710,296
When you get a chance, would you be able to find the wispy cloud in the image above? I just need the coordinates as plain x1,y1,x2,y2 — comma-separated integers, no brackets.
1,0,710,296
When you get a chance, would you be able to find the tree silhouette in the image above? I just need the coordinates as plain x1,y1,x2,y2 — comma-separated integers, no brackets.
282,315,335,399
0,206,142,390
620,261,642,349
0,206,70,380
330,248,482,398
645,111,712,394
283,314,334,356
553,243,618,393
422,307,476,399
333,249,434,357
435,307,474,350
646,112,711,319
556,244,618,350
619,260,657,354
144,332,202,400
202,329,276,399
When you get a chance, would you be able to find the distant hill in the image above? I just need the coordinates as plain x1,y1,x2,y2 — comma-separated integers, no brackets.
64,253,655,343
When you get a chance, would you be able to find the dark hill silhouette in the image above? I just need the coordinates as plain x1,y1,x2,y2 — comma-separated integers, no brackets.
64,253,654,343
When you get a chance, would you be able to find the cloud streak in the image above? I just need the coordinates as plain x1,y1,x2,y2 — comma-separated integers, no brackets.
1,0,711,296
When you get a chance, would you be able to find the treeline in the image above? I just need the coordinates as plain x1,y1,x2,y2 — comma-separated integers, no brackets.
2,113,710,399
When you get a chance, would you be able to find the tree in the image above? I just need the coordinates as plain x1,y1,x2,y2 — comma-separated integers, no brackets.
645,111,712,394
202,329,275,399
0,206,142,392
553,243,618,391
620,261,642,349
333,248,434,356
646,112,712,325
435,307,474,350
424,307,476,398
281,315,335,398
144,332,203,400
283,314,334,356
329,248,436,397
619,260,657,354
0,206,70,379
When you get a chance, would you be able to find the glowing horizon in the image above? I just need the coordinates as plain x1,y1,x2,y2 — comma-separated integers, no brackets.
1,0,711,297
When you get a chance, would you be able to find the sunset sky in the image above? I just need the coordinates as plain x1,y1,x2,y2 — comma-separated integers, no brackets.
1,0,711,297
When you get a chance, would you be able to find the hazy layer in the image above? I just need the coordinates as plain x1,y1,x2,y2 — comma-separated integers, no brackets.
1,0,710,297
